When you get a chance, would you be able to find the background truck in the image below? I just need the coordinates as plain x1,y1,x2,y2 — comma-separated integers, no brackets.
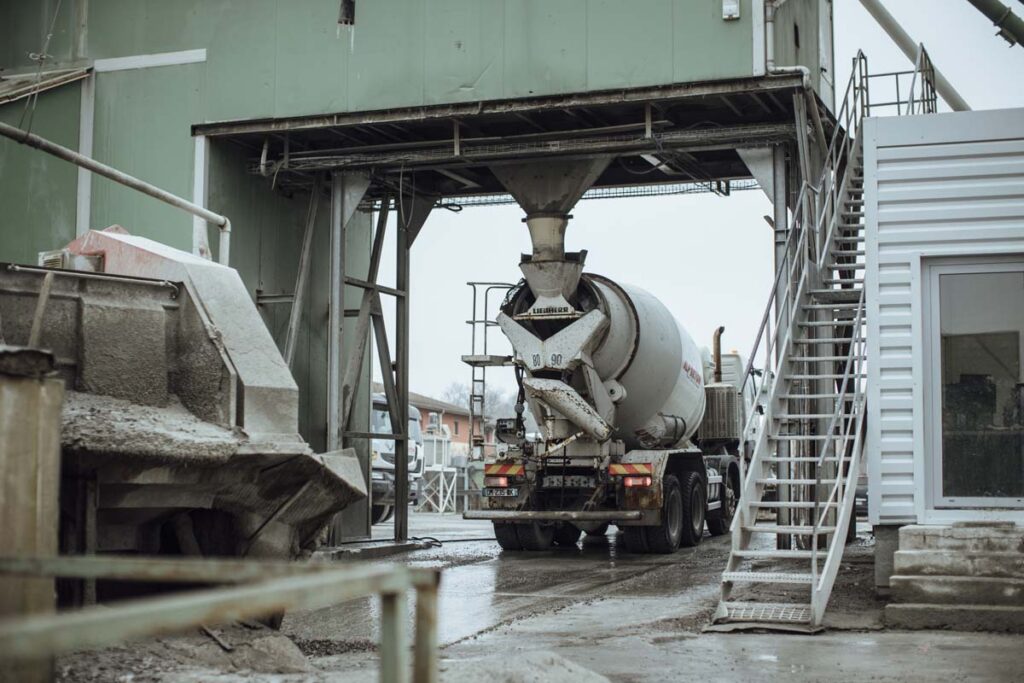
463,160,752,553
370,394,424,524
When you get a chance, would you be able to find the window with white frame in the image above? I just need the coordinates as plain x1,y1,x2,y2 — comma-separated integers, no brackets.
925,257,1024,508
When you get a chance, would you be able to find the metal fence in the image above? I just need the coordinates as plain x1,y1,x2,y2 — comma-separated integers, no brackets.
0,555,439,683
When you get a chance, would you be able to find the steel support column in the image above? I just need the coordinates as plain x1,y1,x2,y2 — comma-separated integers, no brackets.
772,144,793,550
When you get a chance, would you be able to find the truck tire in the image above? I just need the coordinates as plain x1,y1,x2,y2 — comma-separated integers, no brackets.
706,469,737,537
371,504,392,525
621,527,648,553
678,471,706,548
493,522,522,551
552,523,582,547
516,522,554,551
585,523,610,538
646,474,685,553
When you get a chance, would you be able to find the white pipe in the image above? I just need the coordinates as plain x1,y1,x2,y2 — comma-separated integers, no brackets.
858,0,971,111
765,0,810,86
0,120,233,265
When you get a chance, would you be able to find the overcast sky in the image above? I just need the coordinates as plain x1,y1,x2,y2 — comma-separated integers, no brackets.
374,0,1024,401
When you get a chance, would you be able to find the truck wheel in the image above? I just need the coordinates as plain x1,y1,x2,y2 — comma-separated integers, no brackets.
646,474,684,553
371,504,392,525
585,523,610,538
493,522,522,551
515,522,554,551
707,469,737,536
621,527,648,553
678,471,706,548
552,523,582,547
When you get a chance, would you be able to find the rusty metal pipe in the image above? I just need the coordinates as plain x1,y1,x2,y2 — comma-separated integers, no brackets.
0,120,233,265
713,326,725,384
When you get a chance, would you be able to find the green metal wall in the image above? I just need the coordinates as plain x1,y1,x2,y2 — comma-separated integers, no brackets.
0,86,80,261
2,0,833,123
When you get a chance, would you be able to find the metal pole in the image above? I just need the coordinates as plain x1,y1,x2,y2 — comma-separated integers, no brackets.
413,578,439,683
395,211,411,543
858,0,972,111
0,120,233,265
328,174,347,453
772,145,793,550
965,0,1024,47
380,590,409,683
283,176,323,368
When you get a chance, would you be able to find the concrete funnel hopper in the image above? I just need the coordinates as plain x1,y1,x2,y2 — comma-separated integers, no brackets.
489,158,610,318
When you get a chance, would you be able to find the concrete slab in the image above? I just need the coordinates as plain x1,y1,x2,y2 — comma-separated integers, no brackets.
885,603,1024,633
891,575,1024,606
895,549,1024,579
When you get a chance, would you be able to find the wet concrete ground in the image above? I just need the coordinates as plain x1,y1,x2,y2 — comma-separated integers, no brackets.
58,512,1024,681
284,513,1024,682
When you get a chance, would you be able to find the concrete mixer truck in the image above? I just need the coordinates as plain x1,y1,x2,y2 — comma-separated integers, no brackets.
463,158,752,554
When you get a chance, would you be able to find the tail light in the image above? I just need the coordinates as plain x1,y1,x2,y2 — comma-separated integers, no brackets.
623,476,652,488
484,476,509,488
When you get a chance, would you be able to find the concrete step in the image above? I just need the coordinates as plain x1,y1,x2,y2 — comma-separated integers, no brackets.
884,603,1024,633
890,575,1024,606
899,523,1024,553
895,549,1024,579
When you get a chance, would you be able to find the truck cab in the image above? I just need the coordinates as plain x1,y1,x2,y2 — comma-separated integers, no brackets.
370,394,424,525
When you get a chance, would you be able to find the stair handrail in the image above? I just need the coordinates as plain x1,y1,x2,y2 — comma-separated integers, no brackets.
808,291,867,615
741,51,869,405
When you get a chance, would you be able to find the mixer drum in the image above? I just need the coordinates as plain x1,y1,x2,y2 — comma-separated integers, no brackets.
507,273,707,450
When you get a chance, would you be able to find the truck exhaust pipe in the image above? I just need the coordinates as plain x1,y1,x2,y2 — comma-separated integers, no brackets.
713,326,725,384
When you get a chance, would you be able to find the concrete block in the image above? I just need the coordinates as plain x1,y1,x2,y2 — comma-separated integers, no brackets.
81,302,168,406
898,524,1024,553
894,549,1024,579
874,524,900,593
885,603,1024,633
891,575,1024,606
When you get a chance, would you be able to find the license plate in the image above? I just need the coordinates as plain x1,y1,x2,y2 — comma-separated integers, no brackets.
483,487,519,497
542,475,596,488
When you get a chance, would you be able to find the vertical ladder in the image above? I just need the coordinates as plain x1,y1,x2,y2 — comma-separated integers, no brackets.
461,282,515,459
713,54,871,630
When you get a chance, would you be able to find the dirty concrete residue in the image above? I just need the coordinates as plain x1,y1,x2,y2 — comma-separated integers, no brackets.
56,624,312,682
441,651,609,683
61,390,239,464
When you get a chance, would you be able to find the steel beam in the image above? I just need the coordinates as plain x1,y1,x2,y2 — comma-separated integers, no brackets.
192,75,806,138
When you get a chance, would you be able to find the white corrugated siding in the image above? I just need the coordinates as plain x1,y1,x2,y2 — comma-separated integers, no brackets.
864,109,1024,525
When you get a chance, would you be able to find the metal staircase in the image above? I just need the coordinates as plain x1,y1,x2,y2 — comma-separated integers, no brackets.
713,55,872,630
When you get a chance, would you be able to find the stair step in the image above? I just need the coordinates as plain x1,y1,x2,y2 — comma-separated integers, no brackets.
775,413,854,420
779,393,854,399
798,320,859,327
834,233,865,239
844,199,864,207
787,373,864,380
749,500,838,508
822,278,864,285
808,289,862,303
723,571,815,585
756,477,838,484
761,456,840,463
789,355,865,362
742,524,836,535
719,601,813,624
793,338,858,344
802,302,862,309
732,549,816,559
831,249,865,257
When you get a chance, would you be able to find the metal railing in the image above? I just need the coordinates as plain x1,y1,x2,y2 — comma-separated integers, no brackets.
808,292,868,623
864,44,939,117
0,555,440,683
